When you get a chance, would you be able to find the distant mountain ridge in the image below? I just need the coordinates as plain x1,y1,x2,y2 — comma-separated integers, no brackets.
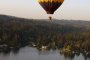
0,14,90,28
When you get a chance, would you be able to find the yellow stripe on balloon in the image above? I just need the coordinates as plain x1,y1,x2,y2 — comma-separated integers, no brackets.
38,0,64,3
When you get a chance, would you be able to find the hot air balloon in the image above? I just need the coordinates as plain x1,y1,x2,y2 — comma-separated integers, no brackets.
38,0,64,20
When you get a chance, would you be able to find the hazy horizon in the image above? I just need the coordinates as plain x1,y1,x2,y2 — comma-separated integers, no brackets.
0,0,90,20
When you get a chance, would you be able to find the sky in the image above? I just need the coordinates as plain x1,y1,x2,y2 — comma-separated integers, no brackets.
0,0,90,20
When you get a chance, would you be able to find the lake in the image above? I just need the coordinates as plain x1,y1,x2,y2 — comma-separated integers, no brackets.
0,46,90,60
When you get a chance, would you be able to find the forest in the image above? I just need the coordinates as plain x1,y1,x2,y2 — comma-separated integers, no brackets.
0,15,90,57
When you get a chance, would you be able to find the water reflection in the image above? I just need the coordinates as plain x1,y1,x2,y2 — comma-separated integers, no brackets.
0,46,89,60
0,47,20,55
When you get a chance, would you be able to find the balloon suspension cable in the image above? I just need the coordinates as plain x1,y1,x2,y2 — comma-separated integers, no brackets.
49,16,52,21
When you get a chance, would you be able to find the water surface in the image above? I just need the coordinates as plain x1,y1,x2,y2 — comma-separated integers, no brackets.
0,47,90,60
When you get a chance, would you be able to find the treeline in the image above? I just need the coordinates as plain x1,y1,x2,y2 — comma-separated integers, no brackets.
0,15,90,55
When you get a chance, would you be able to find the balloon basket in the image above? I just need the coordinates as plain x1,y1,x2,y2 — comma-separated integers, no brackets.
49,16,52,21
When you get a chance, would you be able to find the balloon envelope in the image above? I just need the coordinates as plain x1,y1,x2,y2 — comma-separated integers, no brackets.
38,0,64,14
